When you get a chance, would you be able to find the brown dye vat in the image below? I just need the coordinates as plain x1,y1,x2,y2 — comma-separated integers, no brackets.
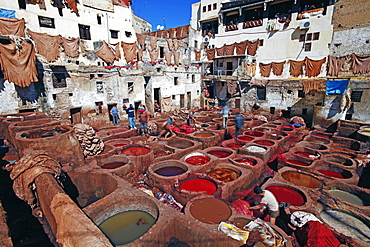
331,146,356,153
167,138,194,149
254,140,274,146
188,198,232,224
21,127,68,139
121,146,150,156
331,151,356,159
207,168,240,182
102,162,127,169
271,130,288,136
243,130,264,137
194,133,214,138
323,155,355,167
294,151,319,159
253,127,270,132
153,147,174,158
304,136,331,145
281,171,322,188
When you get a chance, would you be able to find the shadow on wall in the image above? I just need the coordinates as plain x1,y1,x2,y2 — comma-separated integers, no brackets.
327,96,341,119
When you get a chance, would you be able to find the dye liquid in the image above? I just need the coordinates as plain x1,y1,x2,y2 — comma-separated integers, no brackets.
101,162,126,169
153,148,173,157
179,178,217,195
328,190,364,206
267,186,306,206
99,210,156,246
318,170,344,178
207,150,231,158
254,140,274,146
194,133,214,138
225,143,244,149
281,171,321,188
185,155,210,166
207,168,240,182
121,147,150,156
238,136,254,141
155,166,186,177
234,158,256,166
189,198,231,224
287,160,310,166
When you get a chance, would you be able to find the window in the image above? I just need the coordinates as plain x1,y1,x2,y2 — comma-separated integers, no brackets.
270,107,275,114
304,43,311,52
201,20,219,35
68,93,73,96
302,108,308,115
79,24,91,40
351,91,363,102
22,98,27,106
208,4,211,11
125,31,132,38
345,113,352,120
96,81,104,94
127,81,133,94
313,32,320,40
256,86,266,100
160,47,164,59
110,30,119,39
213,3,217,10
97,15,102,25
174,77,179,85
259,39,264,46
298,90,305,98
18,0,26,9
194,40,198,49
51,66,67,88
38,16,55,28
52,94,57,100
306,33,313,41
192,74,195,83
299,34,306,42
172,95,176,100
287,90,292,94
203,6,206,12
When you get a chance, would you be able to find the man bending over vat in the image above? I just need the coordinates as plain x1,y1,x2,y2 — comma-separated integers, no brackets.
249,186,279,224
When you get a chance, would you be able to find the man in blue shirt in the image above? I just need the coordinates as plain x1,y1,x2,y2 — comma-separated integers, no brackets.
234,112,244,139
110,105,119,125
125,104,136,129
220,105,230,129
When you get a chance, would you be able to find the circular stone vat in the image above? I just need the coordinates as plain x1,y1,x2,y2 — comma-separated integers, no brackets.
280,127,293,132
154,166,187,177
328,190,365,206
207,149,232,158
194,132,215,138
271,130,288,137
107,139,132,147
121,146,150,156
294,151,319,159
153,147,174,158
245,145,267,153
253,140,274,147
207,168,240,182
318,169,351,179
286,160,311,167
253,127,270,132
311,132,331,139
320,210,370,243
324,155,354,167
232,157,257,166
101,162,127,169
99,210,156,246
188,198,232,224
179,178,217,195
237,135,254,142
167,138,194,149
20,126,69,138
225,143,244,149
243,130,264,137
184,153,211,166
266,185,306,207
304,143,328,151
304,136,331,145
281,171,321,188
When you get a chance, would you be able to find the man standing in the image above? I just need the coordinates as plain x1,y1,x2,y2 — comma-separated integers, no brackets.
126,104,136,129
110,105,119,125
234,112,244,139
220,105,230,129
138,107,149,135
249,186,279,224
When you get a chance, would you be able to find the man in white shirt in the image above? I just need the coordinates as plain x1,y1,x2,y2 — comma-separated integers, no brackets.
249,186,279,224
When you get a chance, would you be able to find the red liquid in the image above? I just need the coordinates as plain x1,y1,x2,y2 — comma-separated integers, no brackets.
121,147,150,156
102,162,126,169
238,136,254,141
207,150,231,158
318,170,344,178
254,140,274,146
179,179,217,195
226,143,243,149
113,143,129,147
295,151,315,158
312,133,330,139
185,155,210,166
287,160,310,166
267,186,306,206
243,131,264,137
234,158,256,166
194,133,214,138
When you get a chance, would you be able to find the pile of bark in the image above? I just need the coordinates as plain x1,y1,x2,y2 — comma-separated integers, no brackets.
73,124,104,157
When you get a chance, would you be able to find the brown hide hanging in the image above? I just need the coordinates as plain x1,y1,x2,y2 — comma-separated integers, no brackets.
327,55,346,76
94,41,115,64
150,36,158,51
305,57,326,77
137,45,144,61
0,39,38,87
224,43,235,56
0,18,26,37
136,33,146,47
206,48,215,60
247,39,259,56
167,39,174,51
351,53,370,74
28,30,62,62
216,46,225,57
149,49,159,62
164,51,173,64
235,41,247,55
61,37,79,58
195,50,201,61
173,51,180,65
173,39,180,51
301,79,326,95
65,0,78,13
259,63,272,77
272,61,286,76
246,63,256,77
121,42,137,63
289,60,304,77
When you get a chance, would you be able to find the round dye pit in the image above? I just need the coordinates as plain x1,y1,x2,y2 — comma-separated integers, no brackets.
324,156,354,167
189,198,232,224
233,158,257,166
207,150,232,158
245,145,267,153
267,185,306,206
167,139,194,149
185,155,210,166
98,210,156,246
280,128,293,132
243,131,264,137
254,128,269,132
21,127,68,139
311,133,330,139
121,146,150,156
101,162,126,169
272,131,288,137
153,148,173,158
328,190,365,206
207,168,240,182
225,143,244,149
287,160,310,166
238,135,254,142
320,210,370,243
318,170,344,179
154,166,186,177
294,151,319,159
179,178,217,195
194,133,214,138
281,171,321,188
254,140,274,146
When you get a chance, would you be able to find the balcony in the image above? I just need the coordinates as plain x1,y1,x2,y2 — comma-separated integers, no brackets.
225,24,239,32
243,19,263,29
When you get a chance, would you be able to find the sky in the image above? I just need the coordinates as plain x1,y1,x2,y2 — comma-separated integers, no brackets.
131,0,200,30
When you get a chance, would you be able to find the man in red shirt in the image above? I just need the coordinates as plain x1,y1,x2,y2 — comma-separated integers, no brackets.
138,107,149,135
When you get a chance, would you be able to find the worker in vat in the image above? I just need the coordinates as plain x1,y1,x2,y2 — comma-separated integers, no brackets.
249,186,279,225
159,116,175,138
220,105,230,129
234,112,244,139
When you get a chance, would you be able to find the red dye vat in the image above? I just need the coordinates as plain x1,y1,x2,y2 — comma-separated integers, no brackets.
179,179,217,195
121,147,150,156
312,133,330,139
254,140,274,146
194,133,214,138
207,150,231,158
318,170,344,178
185,155,210,166
238,136,254,141
287,160,310,166
243,131,264,137
267,186,306,206
113,143,129,147
234,158,256,166
101,162,126,169
295,151,316,158
226,143,244,149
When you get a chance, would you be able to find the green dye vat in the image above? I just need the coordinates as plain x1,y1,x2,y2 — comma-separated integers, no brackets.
328,190,364,206
99,210,156,246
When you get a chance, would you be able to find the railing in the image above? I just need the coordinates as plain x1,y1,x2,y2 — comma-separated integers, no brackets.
243,19,263,28
225,24,239,32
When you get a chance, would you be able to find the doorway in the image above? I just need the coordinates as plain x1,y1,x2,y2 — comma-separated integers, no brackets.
70,107,82,124
180,94,185,108
187,92,191,109
107,104,117,122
